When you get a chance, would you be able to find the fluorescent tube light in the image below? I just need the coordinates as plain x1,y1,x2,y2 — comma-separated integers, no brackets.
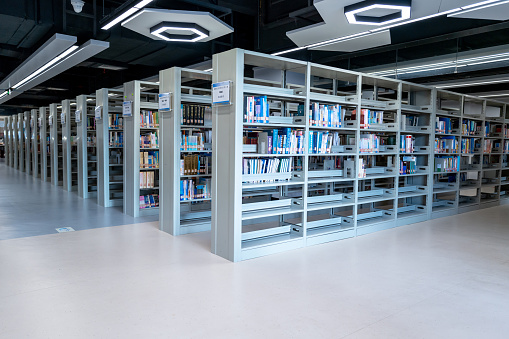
449,0,509,17
101,0,153,30
0,91,8,99
12,45,79,89
204,68,213,72
436,79,509,88
478,93,509,97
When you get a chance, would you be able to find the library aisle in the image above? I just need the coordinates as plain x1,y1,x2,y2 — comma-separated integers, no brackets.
0,159,157,240
1,191,509,337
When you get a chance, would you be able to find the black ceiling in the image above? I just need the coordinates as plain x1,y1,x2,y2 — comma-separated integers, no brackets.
1,0,509,115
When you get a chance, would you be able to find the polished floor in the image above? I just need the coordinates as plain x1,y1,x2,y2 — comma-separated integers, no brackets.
0,159,157,240
1,160,509,338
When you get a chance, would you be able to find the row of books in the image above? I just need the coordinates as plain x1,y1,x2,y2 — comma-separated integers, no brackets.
109,131,123,147
244,96,269,123
434,156,459,172
309,131,348,154
181,104,210,126
505,141,509,153
400,156,417,175
140,132,158,149
461,138,478,154
109,114,123,129
140,151,159,169
309,103,342,128
180,178,211,201
180,155,211,175
140,110,159,128
139,194,159,209
257,129,305,154
357,158,366,178
242,157,293,175
400,135,415,153
435,136,458,153
309,156,344,171
484,140,502,153
353,109,385,129
87,136,96,147
180,130,211,151
359,133,382,153
401,115,421,130
86,117,96,130
462,119,481,136
435,117,453,134
140,171,157,188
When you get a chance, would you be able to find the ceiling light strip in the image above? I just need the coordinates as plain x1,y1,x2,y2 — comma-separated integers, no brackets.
101,0,154,30
449,0,509,17
436,79,509,89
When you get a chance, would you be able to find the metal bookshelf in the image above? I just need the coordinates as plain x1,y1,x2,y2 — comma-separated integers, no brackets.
24,111,32,175
18,113,25,172
61,99,79,191
39,107,51,182
210,49,509,262
6,116,12,167
76,95,98,199
96,88,124,207
12,115,18,170
49,103,64,186
159,67,213,236
123,80,160,217
31,109,39,178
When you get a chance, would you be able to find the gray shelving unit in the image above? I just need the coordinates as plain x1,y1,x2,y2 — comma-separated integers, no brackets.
6,116,12,167
123,80,160,217
39,107,51,182
61,99,79,192
31,109,39,178
12,115,18,169
159,67,213,236
24,111,32,175
76,94,98,199
96,88,124,207
210,48,509,262
49,103,64,186
18,113,25,172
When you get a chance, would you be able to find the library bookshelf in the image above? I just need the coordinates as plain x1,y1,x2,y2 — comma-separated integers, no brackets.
96,88,124,207
76,94,98,199
211,48,509,262
12,115,18,170
39,107,51,182
159,67,213,236
24,111,32,175
49,103,64,186
61,99,79,192
18,113,25,172
123,80,160,217
31,109,39,178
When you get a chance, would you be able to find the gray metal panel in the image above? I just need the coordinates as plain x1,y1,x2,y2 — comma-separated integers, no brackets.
76,95,88,198
31,109,39,178
39,107,49,182
123,81,139,217
96,88,110,207
24,111,31,174
61,100,72,191
49,104,59,185
12,116,18,170
18,113,24,172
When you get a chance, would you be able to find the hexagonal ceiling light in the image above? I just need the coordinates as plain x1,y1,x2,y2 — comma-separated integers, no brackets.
122,9,233,43
344,0,412,26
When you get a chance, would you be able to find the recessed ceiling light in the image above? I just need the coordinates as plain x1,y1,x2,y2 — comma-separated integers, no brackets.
150,22,209,42
344,0,412,26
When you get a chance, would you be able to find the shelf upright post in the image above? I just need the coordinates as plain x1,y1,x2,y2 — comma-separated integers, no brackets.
31,109,38,178
24,111,31,175
18,113,25,172
353,75,363,235
427,88,437,219
76,95,88,198
159,68,180,234
96,88,110,207
211,49,244,262
6,116,11,167
39,107,49,182
12,115,18,169
49,103,59,185
62,100,72,191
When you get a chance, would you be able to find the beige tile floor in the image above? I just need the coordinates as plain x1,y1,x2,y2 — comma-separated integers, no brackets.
1,204,509,338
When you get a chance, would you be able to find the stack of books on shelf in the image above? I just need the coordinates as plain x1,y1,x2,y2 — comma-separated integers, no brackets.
140,151,159,169
87,117,95,130
181,104,210,126
140,110,159,128
87,136,96,147
434,157,459,172
139,194,159,209
180,155,211,175
461,138,476,154
400,156,417,175
180,130,210,151
504,126,509,138
484,122,501,137
244,96,269,123
308,103,342,127
462,119,480,135
504,140,509,153
435,136,458,153
242,158,293,180
353,109,384,129
308,131,352,154
180,178,211,201
357,158,366,178
435,117,453,134
140,171,156,188
140,132,158,149
400,135,414,153
109,131,123,147
401,115,421,130
484,140,501,153
359,133,381,153
109,114,123,129
244,129,304,155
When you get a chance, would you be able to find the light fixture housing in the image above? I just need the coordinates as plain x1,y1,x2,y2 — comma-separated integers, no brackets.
344,0,412,26
150,22,209,42
101,0,154,30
